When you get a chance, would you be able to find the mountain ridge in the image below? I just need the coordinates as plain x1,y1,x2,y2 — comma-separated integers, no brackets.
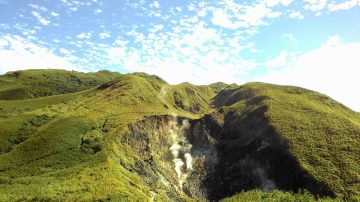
0,69,359,201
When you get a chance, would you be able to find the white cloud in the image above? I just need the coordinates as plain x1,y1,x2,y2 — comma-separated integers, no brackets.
324,35,341,47
197,9,206,17
60,0,95,11
289,11,304,19
107,47,127,63
154,12,161,17
265,50,295,68
59,48,71,55
94,8,103,14
126,30,145,43
29,4,48,12
328,0,360,11
250,48,264,53
104,22,258,85
303,0,328,11
210,0,292,30
211,9,236,29
51,11,59,17
121,54,257,85
99,32,111,39
153,24,164,31
176,7,182,12
267,11,282,18
282,33,299,46
264,0,293,7
211,2,276,29
76,32,92,39
114,38,128,46
0,35,78,74
151,1,160,8
256,36,360,112
31,11,51,26
240,4,272,26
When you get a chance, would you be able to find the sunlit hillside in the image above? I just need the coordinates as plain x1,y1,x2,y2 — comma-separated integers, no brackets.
0,70,359,201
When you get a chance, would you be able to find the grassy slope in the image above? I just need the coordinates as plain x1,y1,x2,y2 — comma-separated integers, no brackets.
0,69,120,100
221,189,344,202
213,83,360,199
208,82,238,93
0,70,359,201
0,72,215,201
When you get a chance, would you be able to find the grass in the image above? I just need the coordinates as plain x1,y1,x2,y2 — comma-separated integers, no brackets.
221,189,347,202
0,70,215,201
0,70,359,201
0,69,120,100
208,82,239,93
214,82,360,199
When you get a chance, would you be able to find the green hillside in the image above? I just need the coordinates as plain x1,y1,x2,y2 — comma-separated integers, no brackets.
208,82,238,93
207,83,360,201
0,69,359,201
0,69,121,100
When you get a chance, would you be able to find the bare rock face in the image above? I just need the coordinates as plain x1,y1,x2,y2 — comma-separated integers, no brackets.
122,110,334,201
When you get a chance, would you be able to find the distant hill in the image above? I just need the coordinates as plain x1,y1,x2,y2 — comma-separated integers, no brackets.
208,82,238,93
0,69,120,100
0,69,359,201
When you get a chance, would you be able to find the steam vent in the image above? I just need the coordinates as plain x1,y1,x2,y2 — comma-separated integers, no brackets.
0,70,359,201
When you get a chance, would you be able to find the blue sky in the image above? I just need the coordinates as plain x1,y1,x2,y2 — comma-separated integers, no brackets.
0,0,360,111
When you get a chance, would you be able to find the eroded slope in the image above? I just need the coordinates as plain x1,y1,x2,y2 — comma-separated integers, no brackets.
0,71,359,201
0,72,215,201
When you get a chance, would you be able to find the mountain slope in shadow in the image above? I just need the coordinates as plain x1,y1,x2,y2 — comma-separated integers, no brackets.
0,70,359,201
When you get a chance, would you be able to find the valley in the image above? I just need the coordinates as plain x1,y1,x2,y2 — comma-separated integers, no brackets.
0,70,359,201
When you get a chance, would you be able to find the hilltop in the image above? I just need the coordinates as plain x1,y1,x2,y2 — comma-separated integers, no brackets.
0,69,359,201
0,69,121,100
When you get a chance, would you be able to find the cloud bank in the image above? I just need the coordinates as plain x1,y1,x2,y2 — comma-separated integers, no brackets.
0,35,78,74
256,36,360,112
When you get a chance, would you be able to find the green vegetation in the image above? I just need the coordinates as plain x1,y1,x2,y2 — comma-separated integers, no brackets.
222,189,347,202
0,69,359,201
208,82,238,93
230,83,360,198
0,69,120,100
207,82,360,200
0,70,214,201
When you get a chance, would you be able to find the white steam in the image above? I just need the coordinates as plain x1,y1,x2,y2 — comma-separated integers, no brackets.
173,158,184,178
168,116,193,190
184,153,192,170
